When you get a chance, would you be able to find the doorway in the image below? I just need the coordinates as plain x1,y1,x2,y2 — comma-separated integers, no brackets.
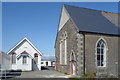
56,58,58,70
71,52,75,75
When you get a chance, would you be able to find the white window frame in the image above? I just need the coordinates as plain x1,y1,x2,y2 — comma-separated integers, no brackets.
60,31,68,65
12,53,16,64
60,39,63,64
64,31,67,65
96,38,107,67
22,55,27,64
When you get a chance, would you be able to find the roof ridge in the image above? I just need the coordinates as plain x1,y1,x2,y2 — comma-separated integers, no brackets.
63,4,119,15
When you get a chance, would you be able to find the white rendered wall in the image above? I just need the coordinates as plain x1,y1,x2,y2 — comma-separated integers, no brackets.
41,61,51,66
41,61,45,66
47,61,51,66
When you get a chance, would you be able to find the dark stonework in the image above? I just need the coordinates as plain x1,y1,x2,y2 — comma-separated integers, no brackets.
55,19,79,74
55,19,119,77
85,34,118,77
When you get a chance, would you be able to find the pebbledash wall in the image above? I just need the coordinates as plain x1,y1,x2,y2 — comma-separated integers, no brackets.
55,18,119,76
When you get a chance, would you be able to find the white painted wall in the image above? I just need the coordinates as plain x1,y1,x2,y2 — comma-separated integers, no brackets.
10,40,42,71
17,56,32,71
38,55,41,70
41,61,51,66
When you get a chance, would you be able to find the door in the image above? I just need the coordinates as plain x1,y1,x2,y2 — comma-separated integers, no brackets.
71,52,75,75
56,58,58,70
72,61,75,75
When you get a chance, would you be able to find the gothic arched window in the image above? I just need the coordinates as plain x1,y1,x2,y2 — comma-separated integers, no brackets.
59,31,67,65
97,39,106,67
64,32,67,65
34,53,38,64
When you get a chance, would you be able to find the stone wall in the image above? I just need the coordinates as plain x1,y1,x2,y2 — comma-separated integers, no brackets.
55,19,79,75
85,34,118,77
55,19,119,77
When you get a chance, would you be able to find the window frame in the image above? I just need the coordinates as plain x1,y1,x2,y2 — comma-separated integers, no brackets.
12,53,16,64
59,31,67,65
34,53,38,64
22,55,27,64
96,38,107,68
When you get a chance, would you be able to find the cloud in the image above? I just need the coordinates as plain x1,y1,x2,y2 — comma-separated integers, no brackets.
41,54,55,61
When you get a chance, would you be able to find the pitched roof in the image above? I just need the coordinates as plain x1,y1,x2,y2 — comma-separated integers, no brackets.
7,37,42,56
63,4,119,35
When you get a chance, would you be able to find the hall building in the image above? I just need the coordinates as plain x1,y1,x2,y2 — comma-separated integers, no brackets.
7,37,42,71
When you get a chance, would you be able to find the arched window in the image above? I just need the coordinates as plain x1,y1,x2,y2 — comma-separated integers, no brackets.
23,56,27,64
64,32,67,65
59,31,67,65
60,38,63,64
12,53,16,64
97,39,106,67
72,53,74,61
62,37,65,64
34,53,38,64
22,51,28,64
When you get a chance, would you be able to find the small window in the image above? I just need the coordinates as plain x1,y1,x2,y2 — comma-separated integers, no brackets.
41,62,43,64
34,53,38,64
12,53,16,64
23,56,27,64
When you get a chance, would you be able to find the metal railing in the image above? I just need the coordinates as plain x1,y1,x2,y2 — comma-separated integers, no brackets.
0,69,13,79
0,69,7,79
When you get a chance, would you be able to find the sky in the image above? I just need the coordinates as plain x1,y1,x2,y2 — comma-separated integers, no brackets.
2,2,118,55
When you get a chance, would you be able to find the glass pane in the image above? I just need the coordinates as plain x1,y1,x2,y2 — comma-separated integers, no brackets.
23,56,27,64
99,40,102,44
35,57,38,63
101,44,104,48
101,55,103,60
97,48,100,55
101,49,103,54
97,55,100,60
97,43,100,47
72,53,74,60
101,60,103,66
12,53,16,64
97,60,100,66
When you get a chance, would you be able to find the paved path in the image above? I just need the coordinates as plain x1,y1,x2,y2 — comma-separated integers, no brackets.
18,70,67,78
5,67,68,78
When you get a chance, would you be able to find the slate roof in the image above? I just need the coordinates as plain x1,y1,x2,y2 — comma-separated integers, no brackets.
64,4,119,35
